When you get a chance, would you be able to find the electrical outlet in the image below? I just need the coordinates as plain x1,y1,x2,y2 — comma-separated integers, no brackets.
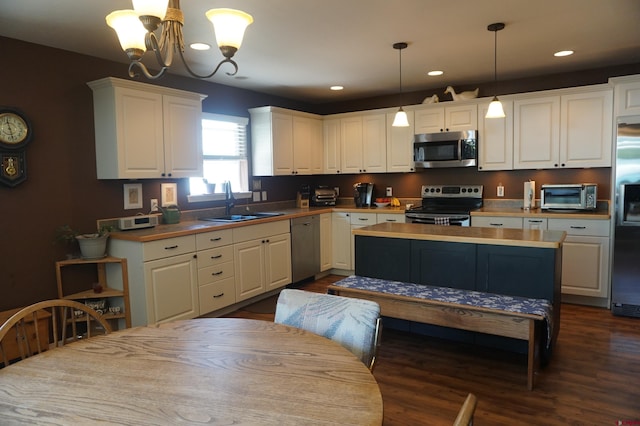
497,185,504,197
386,187,393,197
150,198,159,211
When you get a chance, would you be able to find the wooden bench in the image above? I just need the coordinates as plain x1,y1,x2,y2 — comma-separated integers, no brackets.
328,275,553,390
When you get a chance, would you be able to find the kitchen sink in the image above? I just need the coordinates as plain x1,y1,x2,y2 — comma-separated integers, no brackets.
199,212,285,223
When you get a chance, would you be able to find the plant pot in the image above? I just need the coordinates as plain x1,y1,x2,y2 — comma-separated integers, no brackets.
76,234,108,259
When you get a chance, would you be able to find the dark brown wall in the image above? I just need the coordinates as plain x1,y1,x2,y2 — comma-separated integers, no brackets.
0,35,634,311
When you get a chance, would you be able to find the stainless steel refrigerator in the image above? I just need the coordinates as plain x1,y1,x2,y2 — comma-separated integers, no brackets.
612,117,640,317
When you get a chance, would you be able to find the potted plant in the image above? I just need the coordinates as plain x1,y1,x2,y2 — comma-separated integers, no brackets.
55,225,113,259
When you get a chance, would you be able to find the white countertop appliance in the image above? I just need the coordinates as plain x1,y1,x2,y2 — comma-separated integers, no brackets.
540,183,597,210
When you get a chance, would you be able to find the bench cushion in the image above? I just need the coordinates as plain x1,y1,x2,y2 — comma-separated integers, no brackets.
333,275,553,346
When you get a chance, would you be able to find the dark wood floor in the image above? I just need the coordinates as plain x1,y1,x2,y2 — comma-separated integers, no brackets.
223,275,640,425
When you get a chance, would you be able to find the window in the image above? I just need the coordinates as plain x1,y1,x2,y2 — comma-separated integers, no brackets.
189,113,249,197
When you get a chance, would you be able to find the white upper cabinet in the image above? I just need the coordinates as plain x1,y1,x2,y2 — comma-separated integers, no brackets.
386,110,415,172
414,103,478,133
478,99,514,171
249,107,323,176
560,90,613,168
513,95,561,170
611,76,640,116
88,77,205,179
330,112,387,174
514,87,613,169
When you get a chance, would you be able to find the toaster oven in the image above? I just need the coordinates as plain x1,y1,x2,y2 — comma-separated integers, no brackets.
540,183,597,210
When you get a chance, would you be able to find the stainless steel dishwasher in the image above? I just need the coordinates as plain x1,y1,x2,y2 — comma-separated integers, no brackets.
291,215,320,283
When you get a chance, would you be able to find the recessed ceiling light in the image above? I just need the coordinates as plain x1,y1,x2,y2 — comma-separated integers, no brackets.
330,86,344,91
554,50,574,57
427,70,444,76
190,42,211,51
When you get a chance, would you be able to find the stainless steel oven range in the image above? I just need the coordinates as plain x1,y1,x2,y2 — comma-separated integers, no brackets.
405,184,483,226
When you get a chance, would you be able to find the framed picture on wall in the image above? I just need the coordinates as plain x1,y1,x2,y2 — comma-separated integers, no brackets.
123,183,143,210
161,183,177,207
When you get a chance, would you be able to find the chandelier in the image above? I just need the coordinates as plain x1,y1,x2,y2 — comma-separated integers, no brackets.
106,0,253,80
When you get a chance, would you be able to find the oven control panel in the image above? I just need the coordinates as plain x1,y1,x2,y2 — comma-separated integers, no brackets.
421,185,483,198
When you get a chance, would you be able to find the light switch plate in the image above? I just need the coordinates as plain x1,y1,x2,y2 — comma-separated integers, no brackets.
253,191,261,202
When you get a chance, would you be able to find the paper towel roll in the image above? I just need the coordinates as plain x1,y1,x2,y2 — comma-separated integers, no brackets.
524,181,535,209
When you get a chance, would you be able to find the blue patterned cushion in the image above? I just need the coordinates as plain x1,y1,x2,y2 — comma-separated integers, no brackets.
275,289,380,367
333,275,553,347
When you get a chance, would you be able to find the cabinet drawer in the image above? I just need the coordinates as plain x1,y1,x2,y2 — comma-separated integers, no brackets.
197,246,234,269
198,261,235,285
377,213,406,224
199,277,236,314
232,220,290,244
472,216,523,229
350,212,377,225
196,229,233,250
547,218,610,236
143,236,195,261
523,217,548,230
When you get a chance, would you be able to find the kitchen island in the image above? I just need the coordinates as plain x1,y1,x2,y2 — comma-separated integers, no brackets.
352,223,565,351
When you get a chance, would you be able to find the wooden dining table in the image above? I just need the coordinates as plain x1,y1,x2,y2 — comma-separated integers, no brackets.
0,318,383,425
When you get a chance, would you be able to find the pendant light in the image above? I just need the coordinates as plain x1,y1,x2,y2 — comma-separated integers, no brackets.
486,23,506,118
392,42,410,127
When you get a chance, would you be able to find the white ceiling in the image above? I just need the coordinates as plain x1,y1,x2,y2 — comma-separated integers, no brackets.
2,0,640,103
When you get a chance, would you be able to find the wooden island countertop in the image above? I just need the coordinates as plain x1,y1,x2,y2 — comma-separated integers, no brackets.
352,222,566,249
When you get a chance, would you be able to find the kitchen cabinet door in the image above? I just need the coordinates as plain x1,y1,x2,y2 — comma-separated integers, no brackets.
309,117,324,174
271,112,294,175
613,77,640,116
478,100,514,171
386,110,415,172
410,240,476,290
143,253,198,324
323,118,342,174
560,90,613,168
331,212,351,270
414,106,445,133
234,239,266,301
513,95,561,169
361,113,387,173
162,94,203,178
264,233,292,291
414,104,477,133
320,213,332,272
340,116,364,174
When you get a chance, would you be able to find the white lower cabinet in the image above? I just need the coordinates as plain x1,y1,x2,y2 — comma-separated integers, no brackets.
331,212,351,270
350,213,377,270
377,213,406,224
144,253,198,324
233,221,291,302
547,219,610,298
320,213,332,271
196,230,235,315
523,217,548,230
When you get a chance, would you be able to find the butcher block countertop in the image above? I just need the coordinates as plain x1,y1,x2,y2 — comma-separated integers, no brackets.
472,206,610,220
352,222,566,249
108,205,408,243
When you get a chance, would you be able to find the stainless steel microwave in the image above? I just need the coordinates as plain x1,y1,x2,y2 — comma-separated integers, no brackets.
414,130,477,168
540,183,598,210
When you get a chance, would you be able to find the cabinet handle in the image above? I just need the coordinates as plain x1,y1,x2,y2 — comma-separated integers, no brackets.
570,226,586,229
489,223,503,227
212,271,223,276
164,245,178,250
210,237,222,242
211,254,223,259
528,220,543,223
358,218,370,221
386,219,397,222
213,293,225,298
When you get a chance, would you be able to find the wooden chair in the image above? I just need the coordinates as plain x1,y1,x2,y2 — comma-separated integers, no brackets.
0,299,112,367
274,289,382,370
453,393,478,426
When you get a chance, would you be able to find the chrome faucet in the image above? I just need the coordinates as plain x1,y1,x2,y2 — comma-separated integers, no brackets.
224,181,235,215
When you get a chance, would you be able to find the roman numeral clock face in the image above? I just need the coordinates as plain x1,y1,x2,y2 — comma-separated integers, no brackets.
0,109,32,187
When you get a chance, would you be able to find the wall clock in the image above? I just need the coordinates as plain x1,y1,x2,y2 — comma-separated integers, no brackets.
0,108,33,150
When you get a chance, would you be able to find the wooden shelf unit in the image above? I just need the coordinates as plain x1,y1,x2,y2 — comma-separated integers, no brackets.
55,256,131,329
